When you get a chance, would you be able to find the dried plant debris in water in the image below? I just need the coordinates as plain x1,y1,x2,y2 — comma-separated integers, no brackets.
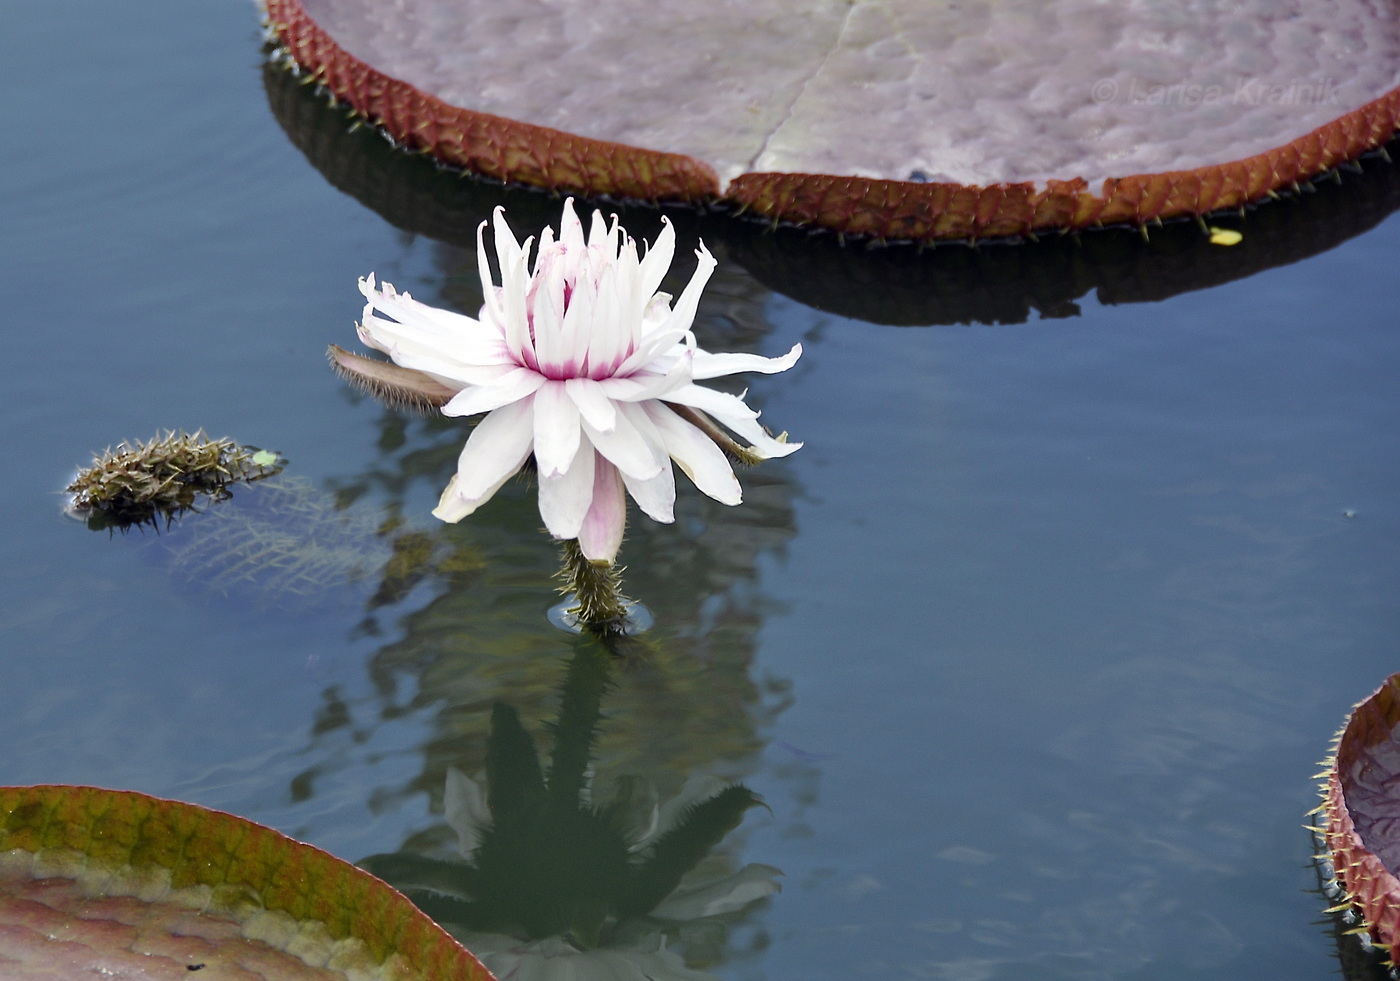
66,431,283,530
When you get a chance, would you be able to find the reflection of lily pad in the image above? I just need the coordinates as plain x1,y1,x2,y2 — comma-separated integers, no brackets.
262,0,1400,239
0,784,496,979
261,63,1400,325
1317,672,1400,969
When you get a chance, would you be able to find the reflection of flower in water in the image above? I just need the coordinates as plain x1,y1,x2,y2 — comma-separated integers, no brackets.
347,198,801,563
446,769,780,981
361,640,780,981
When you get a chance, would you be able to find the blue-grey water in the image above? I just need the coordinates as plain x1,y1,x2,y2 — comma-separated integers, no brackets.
3,2,1399,978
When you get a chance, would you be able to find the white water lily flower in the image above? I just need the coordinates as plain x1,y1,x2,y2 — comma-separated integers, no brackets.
355,200,801,563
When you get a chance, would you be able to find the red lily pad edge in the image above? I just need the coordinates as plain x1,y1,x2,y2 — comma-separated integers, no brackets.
0,783,498,980
1316,672,1400,974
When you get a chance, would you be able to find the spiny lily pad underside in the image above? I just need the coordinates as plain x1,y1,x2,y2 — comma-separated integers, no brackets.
0,785,496,980
264,0,1400,240
1322,673,1400,961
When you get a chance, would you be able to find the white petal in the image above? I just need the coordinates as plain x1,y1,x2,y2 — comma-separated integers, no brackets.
532,381,582,478
692,343,802,380
578,457,627,563
565,377,617,432
661,382,759,424
358,278,513,377
560,198,586,253
494,208,535,367
664,384,802,458
560,266,596,374
594,350,693,404
440,367,544,417
585,260,629,375
474,223,504,328
647,403,742,505
435,397,535,513
359,275,483,336
614,243,716,377
621,458,676,524
538,441,595,540
636,217,676,302
530,255,566,374
582,400,666,480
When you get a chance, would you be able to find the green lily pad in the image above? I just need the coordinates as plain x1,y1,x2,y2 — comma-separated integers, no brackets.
0,785,497,980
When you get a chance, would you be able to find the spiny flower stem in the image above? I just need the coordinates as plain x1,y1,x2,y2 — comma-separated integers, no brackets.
557,539,631,636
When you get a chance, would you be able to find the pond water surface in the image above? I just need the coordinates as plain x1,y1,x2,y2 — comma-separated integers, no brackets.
4,3,1400,980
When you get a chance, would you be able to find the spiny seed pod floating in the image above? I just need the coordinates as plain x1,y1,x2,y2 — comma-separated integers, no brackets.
66,430,283,531
260,0,1400,242
1314,671,1400,974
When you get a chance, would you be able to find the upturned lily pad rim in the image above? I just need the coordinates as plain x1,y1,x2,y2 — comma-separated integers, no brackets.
0,783,498,980
260,0,1400,243
1320,673,1400,966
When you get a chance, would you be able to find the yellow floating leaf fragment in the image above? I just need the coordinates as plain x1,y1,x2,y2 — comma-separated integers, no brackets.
1208,226,1243,246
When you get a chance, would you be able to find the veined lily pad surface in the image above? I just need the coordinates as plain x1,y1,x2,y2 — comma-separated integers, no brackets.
264,0,1400,238
1321,673,1400,961
0,785,496,980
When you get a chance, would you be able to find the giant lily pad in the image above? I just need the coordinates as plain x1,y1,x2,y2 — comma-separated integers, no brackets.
1318,672,1400,967
263,60,1400,324
0,784,496,979
261,0,1400,240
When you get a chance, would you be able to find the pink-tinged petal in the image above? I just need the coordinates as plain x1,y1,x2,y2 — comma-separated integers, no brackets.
565,378,617,432
636,218,675,303
582,400,666,480
531,258,566,375
443,397,536,504
538,441,595,540
586,268,628,377
441,367,545,418
533,225,557,277
621,457,676,524
594,351,693,404
532,381,583,478
691,343,802,380
560,272,596,373
578,457,627,563
646,403,742,505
